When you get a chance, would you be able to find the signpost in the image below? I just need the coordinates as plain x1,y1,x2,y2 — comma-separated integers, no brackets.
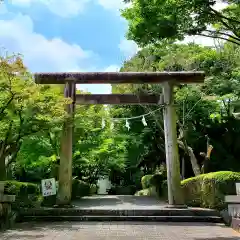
41,178,57,197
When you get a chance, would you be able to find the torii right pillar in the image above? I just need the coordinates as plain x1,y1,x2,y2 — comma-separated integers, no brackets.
162,81,185,207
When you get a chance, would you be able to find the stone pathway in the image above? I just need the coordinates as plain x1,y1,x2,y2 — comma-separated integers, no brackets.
72,195,166,209
1,221,240,240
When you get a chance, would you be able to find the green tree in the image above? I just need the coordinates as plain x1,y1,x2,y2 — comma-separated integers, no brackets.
122,0,240,46
72,104,127,184
0,54,67,180
116,42,240,177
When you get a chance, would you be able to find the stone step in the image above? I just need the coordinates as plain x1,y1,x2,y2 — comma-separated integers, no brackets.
19,215,223,223
19,208,220,217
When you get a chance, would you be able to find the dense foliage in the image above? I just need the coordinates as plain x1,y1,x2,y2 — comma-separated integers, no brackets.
122,0,240,46
2,40,240,199
111,42,240,178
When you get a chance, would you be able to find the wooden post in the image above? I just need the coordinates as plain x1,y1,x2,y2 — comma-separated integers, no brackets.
162,82,185,207
56,82,76,206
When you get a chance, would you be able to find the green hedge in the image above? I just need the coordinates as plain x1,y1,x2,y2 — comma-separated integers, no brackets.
4,181,41,208
3,180,97,208
182,171,240,209
138,171,240,210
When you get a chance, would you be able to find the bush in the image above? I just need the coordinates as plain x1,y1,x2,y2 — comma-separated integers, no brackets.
181,171,240,209
4,181,41,208
72,179,92,199
150,173,166,194
140,173,167,197
141,175,153,189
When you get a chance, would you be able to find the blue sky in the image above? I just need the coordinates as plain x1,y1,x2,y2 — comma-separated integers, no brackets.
0,0,139,93
0,0,223,94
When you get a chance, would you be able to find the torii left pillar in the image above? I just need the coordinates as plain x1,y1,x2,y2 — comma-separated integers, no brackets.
163,82,185,207
56,81,76,206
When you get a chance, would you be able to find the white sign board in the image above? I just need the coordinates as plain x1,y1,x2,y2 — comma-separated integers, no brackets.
236,183,240,195
41,178,57,197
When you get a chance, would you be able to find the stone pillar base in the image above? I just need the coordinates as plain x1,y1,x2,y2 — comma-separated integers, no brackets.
231,218,240,232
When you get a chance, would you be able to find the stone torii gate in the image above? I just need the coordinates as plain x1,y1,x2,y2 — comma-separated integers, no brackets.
34,71,205,207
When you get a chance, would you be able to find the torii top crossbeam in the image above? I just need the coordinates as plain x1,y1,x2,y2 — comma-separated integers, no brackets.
34,71,205,84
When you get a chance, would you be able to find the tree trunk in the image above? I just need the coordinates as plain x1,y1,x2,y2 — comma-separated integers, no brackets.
178,140,201,176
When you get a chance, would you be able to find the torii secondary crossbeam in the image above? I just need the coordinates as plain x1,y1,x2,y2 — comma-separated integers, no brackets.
34,71,205,207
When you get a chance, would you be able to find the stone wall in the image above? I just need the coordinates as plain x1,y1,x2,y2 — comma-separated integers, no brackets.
0,182,16,230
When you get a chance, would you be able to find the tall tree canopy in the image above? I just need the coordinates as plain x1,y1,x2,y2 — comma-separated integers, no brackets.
122,0,240,46
113,41,240,177
0,54,68,180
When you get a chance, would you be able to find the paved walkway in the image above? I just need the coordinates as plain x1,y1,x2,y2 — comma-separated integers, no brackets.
1,221,240,239
2,195,239,239
72,195,166,209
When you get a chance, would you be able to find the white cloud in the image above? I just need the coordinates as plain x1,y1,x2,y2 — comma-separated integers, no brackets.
76,65,119,94
104,64,120,72
10,0,129,17
119,39,139,60
0,10,117,94
10,0,90,17
0,13,96,72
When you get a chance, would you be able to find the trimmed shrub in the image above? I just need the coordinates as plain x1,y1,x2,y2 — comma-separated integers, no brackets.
181,171,240,209
140,173,167,196
4,181,41,208
71,179,92,199
141,175,153,189
181,176,202,207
